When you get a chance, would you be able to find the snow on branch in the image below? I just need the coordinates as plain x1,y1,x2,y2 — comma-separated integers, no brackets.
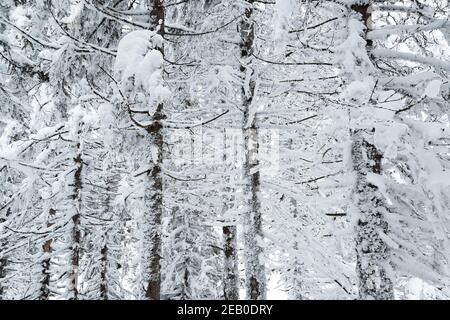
372,48,450,71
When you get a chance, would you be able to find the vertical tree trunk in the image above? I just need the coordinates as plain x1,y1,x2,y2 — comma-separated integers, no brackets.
99,180,111,300
351,130,393,299
40,243,51,300
100,245,108,300
69,149,83,300
223,225,239,299
40,208,55,300
287,138,303,300
222,129,239,300
144,0,165,300
350,2,394,300
0,258,5,299
0,208,8,300
0,242,6,299
289,194,307,297
240,0,266,300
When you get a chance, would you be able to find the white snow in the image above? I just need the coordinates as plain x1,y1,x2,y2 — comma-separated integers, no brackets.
424,79,442,98
273,0,294,42
115,31,154,79
341,77,375,103
60,1,84,24
115,31,170,108
9,6,29,28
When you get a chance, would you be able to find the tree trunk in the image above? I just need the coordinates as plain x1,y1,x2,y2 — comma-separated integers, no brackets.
222,129,239,300
352,130,393,299
0,253,6,300
100,245,108,300
350,3,394,300
69,149,83,300
223,225,239,300
40,208,55,300
287,139,303,300
144,0,165,300
240,0,266,300
0,208,8,300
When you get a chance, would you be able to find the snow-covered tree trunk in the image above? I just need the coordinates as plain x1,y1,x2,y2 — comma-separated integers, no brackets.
97,173,117,300
240,0,266,300
287,138,303,300
98,152,128,300
0,259,4,299
69,147,83,300
351,129,393,299
144,0,165,300
0,209,7,300
100,244,108,300
223,225,239,299
350,3,393,299
40,208,55,300
222,128,239,300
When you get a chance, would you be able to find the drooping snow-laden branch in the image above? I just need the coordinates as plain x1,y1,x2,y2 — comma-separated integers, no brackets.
372,49,450,71
0,16,58,49
368,19,450,40
48,3,117,57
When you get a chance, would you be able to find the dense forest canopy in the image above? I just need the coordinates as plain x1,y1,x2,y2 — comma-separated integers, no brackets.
0,0,449,300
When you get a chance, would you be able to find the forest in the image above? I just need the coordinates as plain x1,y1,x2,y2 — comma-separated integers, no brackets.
0,0,449,300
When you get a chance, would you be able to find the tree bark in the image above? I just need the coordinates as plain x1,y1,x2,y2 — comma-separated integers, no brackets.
69,149,83,300
240,0,266,300
0,259,5,299
144,0,165,300
222,129,239,300
40,208,55,300
223,225,239,300
0,208,8,300
352,130,394,299
0,251,6,300
100,245,108,300
287,138,303,300
350,2,394,300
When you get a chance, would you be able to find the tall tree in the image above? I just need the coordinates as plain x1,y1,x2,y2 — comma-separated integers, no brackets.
144,0,165,301
240,0,266,300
